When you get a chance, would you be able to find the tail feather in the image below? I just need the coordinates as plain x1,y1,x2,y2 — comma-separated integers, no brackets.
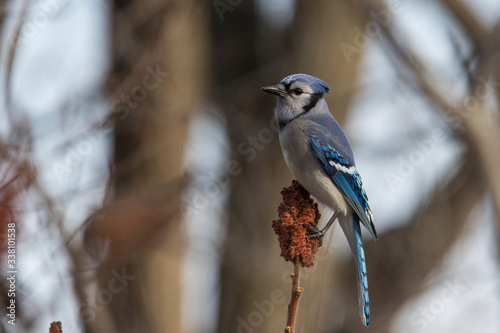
339,214,370,327
353,215,370,326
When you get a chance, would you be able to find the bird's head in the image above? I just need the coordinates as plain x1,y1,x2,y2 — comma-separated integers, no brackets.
261,74,331,127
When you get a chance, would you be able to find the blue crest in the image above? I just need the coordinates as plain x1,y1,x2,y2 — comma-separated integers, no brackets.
280,74,331,94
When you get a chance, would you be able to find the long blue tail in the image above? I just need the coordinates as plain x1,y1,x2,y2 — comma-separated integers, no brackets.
353,215,370,326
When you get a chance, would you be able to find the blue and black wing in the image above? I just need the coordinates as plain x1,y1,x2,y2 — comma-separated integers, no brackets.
311,136,375,326
310,137,378,239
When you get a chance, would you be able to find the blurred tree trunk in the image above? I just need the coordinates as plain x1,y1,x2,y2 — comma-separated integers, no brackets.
212,2,292,332
84,1,208,332
292,0,365,125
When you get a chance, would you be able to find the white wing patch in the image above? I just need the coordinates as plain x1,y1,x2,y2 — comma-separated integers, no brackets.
366,209,374,222
328,160,356,174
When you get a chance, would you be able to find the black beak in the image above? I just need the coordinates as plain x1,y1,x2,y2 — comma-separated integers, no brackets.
261,84,287,97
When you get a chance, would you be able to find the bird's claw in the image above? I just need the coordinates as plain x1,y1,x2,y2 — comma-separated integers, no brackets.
302,223,324,247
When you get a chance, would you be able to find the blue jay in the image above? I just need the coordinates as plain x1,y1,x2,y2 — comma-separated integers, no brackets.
262,74,378,327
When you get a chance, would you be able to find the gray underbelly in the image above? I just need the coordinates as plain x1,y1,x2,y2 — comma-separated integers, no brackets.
280,133,349,215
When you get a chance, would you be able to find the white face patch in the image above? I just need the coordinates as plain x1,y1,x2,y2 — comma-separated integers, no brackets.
283,82,317,111
274,77,326,126
290,82,315,95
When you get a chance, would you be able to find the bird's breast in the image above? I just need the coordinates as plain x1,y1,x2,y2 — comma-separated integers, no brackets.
279,123,349,215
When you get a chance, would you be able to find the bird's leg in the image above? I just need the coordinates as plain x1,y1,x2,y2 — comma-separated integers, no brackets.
303,211,340,246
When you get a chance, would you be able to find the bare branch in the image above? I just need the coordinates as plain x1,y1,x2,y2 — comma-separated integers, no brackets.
359,0,500,225
5,0,29,112
285,260,303,333
440,0,486,45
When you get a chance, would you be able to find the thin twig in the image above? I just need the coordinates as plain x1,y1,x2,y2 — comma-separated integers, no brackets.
440,0,486,45
5,0,29,112
285,258,303,333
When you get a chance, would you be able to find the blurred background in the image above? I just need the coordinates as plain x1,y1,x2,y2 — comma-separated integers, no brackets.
0,0,500,332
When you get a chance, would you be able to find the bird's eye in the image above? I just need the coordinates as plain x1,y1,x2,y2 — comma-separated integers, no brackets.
294,88,303,95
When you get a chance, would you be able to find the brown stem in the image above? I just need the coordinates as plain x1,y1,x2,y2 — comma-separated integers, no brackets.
285,258,303,333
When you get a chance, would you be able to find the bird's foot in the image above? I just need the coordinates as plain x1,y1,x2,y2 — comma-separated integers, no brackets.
302,223,324,247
